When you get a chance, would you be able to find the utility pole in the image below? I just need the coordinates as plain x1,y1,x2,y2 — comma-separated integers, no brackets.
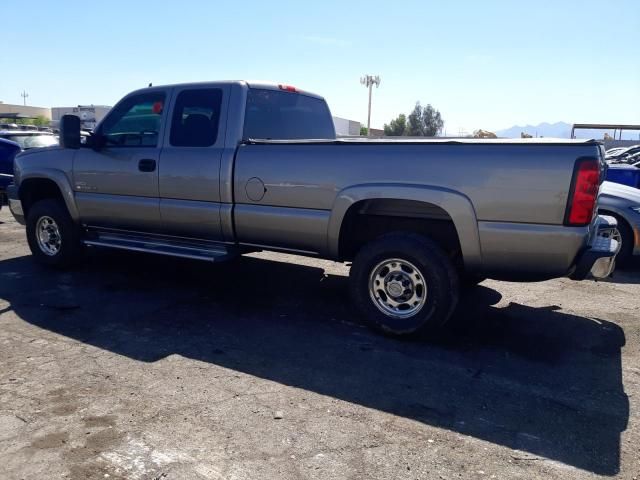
20,90,29,106
360,75,380,137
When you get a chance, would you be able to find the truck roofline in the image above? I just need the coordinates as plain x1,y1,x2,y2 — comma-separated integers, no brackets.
125,80,325,100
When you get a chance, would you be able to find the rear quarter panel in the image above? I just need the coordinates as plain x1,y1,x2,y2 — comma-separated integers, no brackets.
233,141,600,277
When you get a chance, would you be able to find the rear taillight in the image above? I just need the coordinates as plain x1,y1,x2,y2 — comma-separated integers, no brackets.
566,158,600,226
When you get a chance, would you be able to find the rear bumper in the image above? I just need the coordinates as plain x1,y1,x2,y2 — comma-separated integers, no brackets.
569,215,620,280
6,184,25,225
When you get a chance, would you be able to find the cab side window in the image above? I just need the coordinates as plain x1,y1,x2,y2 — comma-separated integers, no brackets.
170,89,222,147
100,92,166,147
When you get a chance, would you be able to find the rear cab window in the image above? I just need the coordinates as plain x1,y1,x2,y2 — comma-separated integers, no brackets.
243,88,335,140
170,88,222,147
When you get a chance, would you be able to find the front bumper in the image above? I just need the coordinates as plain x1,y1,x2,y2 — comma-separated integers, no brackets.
570,215,620,280
6,184,25,225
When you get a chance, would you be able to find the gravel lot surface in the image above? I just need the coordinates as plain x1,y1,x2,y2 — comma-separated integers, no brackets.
0,207,638,479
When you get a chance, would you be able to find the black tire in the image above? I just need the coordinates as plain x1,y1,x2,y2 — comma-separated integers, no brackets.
349,232,459,337
460,273,486,288
613,217,634,269
26,198,83,268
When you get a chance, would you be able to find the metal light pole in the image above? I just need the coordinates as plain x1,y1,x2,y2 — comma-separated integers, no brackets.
21,90,29,106
360,75,380,137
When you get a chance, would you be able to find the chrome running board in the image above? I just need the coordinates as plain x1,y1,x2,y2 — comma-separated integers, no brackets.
83,229,237,262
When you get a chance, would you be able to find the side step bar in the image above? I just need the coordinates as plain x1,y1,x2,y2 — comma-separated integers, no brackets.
83,230,237,262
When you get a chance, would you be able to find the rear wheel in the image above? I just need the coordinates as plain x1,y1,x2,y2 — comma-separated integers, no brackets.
349,233,459,337
26,199,84,268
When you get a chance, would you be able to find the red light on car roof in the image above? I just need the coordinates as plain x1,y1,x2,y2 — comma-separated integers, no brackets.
152,101,163,114
278,84,298,93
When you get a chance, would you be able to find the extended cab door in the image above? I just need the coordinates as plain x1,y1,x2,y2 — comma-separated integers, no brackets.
158,85,229,240
73,89,170,232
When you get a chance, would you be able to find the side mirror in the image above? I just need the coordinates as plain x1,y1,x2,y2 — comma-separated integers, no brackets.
59,115,81,149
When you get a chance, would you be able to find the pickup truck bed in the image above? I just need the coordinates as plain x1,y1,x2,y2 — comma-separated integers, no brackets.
235,138,603,279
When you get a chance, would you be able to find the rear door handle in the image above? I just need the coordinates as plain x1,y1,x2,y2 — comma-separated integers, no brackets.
138,159,156,172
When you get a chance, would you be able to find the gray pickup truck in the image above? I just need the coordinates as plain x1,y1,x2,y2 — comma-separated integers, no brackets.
6,81,619,336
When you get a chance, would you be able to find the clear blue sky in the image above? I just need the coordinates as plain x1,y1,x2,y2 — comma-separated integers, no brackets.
2,0,638,133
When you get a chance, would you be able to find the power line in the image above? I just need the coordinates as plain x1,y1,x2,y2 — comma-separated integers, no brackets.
20,90,29,106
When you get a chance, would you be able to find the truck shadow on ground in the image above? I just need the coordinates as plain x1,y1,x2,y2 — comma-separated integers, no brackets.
0,251,630,475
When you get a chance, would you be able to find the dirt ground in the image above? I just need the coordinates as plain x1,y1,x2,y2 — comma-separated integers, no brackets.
0,207,638,480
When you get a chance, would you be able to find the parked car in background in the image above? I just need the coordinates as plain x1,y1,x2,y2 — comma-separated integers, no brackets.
598,181,640,267
606,147,628,157
0,138,21,208
605,163,640,189
606,145,640,164
0,130,58,150
626,151,640,165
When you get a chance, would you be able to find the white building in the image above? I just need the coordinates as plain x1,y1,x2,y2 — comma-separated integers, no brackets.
333,116,361,136
0,102,51,120
51,105,111,130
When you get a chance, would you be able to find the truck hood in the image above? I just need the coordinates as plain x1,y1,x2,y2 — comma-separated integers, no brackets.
12,146,74,186
16,145,64,158
601,181,640,203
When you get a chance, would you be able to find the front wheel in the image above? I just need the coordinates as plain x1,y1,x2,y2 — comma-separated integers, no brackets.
349,233,459,337
26,199,84,268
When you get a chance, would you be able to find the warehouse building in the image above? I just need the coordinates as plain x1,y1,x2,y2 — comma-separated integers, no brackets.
52,105,111,130
332,116,361,136
0,102,51,121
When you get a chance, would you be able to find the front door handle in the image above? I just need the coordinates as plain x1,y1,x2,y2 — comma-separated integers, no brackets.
138,159,156,172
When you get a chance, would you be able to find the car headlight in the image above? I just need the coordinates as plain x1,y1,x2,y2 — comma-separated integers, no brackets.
630,206,640,214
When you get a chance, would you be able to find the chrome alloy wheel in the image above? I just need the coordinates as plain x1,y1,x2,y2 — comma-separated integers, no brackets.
368,258,427,318
36,216,62,256
600,226,622,246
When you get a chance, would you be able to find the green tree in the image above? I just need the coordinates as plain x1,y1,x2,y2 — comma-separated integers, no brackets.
383,113,407,136
406,102,443,137
360,126,368,136
33,115,49,127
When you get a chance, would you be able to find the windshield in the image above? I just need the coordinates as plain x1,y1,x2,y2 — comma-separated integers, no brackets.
1,134,59,150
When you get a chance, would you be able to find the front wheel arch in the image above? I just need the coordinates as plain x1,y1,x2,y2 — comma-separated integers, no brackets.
19,169,80,221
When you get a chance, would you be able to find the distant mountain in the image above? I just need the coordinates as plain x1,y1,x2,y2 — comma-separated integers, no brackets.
496,122,572,139
496,121,639,140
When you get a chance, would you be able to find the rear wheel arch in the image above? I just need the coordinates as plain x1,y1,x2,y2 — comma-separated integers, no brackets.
329,185,482,271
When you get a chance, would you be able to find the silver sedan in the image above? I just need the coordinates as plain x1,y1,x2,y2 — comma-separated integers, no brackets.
598,181,640,266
